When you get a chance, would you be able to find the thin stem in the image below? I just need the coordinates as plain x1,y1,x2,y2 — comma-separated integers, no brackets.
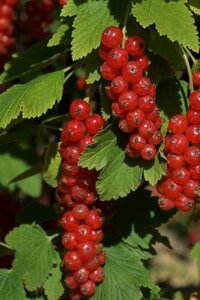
40,125,62,131
183,47,197,64
49,233,59,241
64,70,74,83
122,0,132,47
182,46,194,93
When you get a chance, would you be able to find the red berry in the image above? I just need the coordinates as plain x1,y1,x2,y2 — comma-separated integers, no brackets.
84,192,97,205
85,210,104,230
162,178,182,199
187,108,200,125
189,165,200,180
118,91,138,111
107,48,128,70
186,125,200,144
169,134,189,155
146,105,160,122
69,289,83,300
126,109,145,128
125,35,145,57
69,100,90,121
176,194,195,212
98,44,110,60
134,54,150,71
189,90,200,111
126,144,140,158
168,114,188,134
167,153,185,169
65,274,79,289
80,280,96,297
75,225,92,242
79,135,93,152
90,267,105,283
62,120,86,142
118,118,134,133
76,77,89,90
148,130,162,145
158,197,175,211
172,167,190,185
112,102,126,117
60,174,77,187
129,133,146,150
90,229,104,244
100,61,119,80
101,26,123,48
111,76,128,94
73,267,90,284
184,146,200,165
63,251,82,271
62,162,80,176
85,114,104,135
71,184,88,202
138,95,155,113
105,84,118,100
98,252,106,265
138,120,155,138
62,232,78,250
131,76,152,96
59,144,81,164
84,256,100,271
72,204,89,220
61,211,80,231
192,70,200,86
140,144,157,160
183,179,199,198
77,241,97,261
122,61,143,83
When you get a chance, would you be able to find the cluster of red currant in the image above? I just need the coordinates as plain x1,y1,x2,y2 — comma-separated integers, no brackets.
19,0,54,43
99,26,163,160
156,73,200,212
0,0,18,71
57,99,105,300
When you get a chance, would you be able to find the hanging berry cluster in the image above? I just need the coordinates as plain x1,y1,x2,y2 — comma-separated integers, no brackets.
19,0,54,43
0,0,18,71
99,26,163,160
57,99,106,299
156,72,200,212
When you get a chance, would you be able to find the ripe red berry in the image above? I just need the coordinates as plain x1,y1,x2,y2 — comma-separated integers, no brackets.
90,229,104,244
131,76,151,96
140,144,157,160
158,197,175,211
90,267,105,283
62,120,86,142
98,43,110,60
71,184,88,202
126,144,140,158
187,108,200,125
189,90,200,111
138,95,155,113
183,179,199,198
69,99,90,121
168,115,188,134
148,130,162,145
126,109,145,128
167,153,185,169
72,204,89,220
69,289,83,300
122,61,143,83
118,118,134,133
73,267,90,284
101,26,123,48
146,105,160,122
138,120,155,138
62,232,78,250
175,194,195,212
129,133,146,150
85,114,105,135
112,102,126,117
63,251,82,271
162,178,182,199
97,252,106,265
77,241,97,261
169,134,189,155
80,280,96,297
111,76,128,94
62,162,80,176
76,77,89,90
186,125,200,144
134,54,150,71
106,47,128,69
60,144,81,164
184,146,200,165
84,256,100,271
79,135,94,152
189,165,200,180
65,274,79,289
61,211,80,231
192,70,200,86
85,210,104,230
172,167,190,185
75,225,92,243
125,35,145,57
100,61,119,80
118,91,138,111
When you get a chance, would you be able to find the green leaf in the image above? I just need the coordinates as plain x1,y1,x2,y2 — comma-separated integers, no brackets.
48,24,70,47
0,71,64,129
149,35,185,70
191,242,200,276
96,149,143,201
79,126,117,171
71,0,117,60
144,156,167,186
132,0,199,52
44,264,64,300
5,224,59,291
0,42,64,83
61,0,78,17
188,0,200,15
0,269,27,300
91,243,153,300
43,143,61,188
10,164,42,183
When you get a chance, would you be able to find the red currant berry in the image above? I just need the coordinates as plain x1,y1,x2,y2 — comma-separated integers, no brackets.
72,204,89,220
169,134,189,155
192,70,200,86
189,165,200,180
101,26,123,48
129,133,146,150
119,118,134,133
126,108,145,128
75,225,92,242
168,114,188,134
73,267,90,284
138,120,155,138
62,162,80,176
69,289,83,300
84,256,100,271
183,179,199,198
90,267,105,283
122,61,143,83
85,210,104,230
189,90,200,111
167,153,185,169
111,76,128,94
186,125,200,144
62,120,86,142
80,280,96,297
100,61,119,80
59,144,81,164
134,54,150,71
172,167,190,185
118,91,138,111
176,194,195,212
107,48,128,70
71,184,88,202
61,174,77,187
146,105,160,122
91,229,104,244
131,76,152,96
63,251,82,271
162,178,182,199
112,102,126,117
148,130,162,145
69,99,90,121
125,35,145,57
126,144,140,158
140,144,157,160
99,43,110,60
184,146,200,165
98,252,106,265
138,95,155,113
61,211,80,231
85,114,105,135
187,108,200,125
105,84,118,100
62,232,78,250
79,135,93,152
65,274,79,289
77,241,96,261
84,192,97,205
76,77,89,90
158,197,175,211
